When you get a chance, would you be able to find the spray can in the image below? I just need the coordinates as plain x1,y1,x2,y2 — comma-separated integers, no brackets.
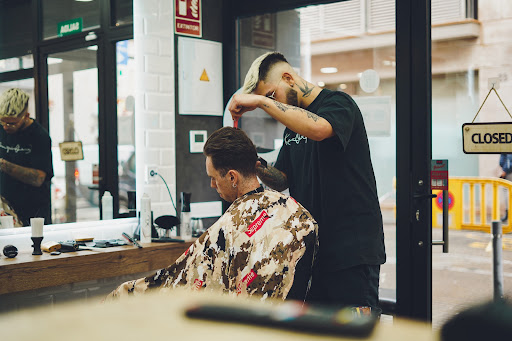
140,193,152,243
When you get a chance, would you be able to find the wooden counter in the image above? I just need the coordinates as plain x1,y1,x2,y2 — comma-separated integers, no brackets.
0,241,192,296
0,290,438,341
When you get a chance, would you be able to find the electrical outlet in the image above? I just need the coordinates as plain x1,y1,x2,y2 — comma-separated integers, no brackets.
145,166,158,183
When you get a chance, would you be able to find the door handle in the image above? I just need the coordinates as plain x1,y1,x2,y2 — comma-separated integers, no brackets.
432,189,449,253
413,193,437,200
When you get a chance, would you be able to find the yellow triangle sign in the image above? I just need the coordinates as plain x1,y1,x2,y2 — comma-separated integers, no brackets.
200,69,210,82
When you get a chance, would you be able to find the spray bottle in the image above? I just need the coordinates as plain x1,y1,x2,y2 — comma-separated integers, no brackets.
180,192,192,240
140,193,152,243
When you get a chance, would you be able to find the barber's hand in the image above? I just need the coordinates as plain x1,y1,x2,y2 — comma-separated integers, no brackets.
229,94,262,122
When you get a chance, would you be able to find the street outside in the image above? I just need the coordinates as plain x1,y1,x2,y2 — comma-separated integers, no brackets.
380,224,512,330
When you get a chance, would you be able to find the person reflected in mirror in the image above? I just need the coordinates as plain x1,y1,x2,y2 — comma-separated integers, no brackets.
0,88,53,226
106,127,318,302
229,52,386,314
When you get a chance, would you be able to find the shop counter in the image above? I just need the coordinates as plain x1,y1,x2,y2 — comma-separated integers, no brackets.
0,241,192,296
0,289,438,341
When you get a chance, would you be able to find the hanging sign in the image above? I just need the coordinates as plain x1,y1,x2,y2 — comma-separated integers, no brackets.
431,159,448,190
57,18,83,37
175,0,202,37
59,141,84,161
463,84,512,154
463,123,512,154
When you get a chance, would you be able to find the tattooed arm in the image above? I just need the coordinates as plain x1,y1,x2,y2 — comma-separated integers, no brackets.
256,162,288,192
0,158,46,187
229,94,334,141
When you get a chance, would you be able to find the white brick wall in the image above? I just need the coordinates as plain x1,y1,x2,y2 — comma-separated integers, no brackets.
135,0,176,219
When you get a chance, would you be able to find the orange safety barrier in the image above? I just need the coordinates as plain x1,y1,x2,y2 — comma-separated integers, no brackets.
431,177,512,234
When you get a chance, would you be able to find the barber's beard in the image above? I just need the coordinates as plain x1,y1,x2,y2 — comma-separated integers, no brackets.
286,88,299,107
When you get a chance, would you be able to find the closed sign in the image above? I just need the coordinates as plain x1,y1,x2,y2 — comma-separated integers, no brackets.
462,123,512,154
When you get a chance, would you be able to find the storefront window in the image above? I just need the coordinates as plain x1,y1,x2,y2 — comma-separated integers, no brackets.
42,0,100,40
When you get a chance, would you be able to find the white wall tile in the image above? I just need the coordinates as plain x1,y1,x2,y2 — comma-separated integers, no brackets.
145,55,173,75
141,37,159,55
146,130,174,148
160,113,175,129
159,38,173,57
145,92,173,111
159,75,174,93
143,111,160,129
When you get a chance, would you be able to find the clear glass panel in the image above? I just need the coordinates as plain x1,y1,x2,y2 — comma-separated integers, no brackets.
48,46,99,224
238,0,396,317
432,0,512,328
0,55,34,73
43,0,100,40
113,0,133,26
116,39,135,214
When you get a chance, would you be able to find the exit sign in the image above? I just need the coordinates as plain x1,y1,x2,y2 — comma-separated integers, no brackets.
58,18,83,37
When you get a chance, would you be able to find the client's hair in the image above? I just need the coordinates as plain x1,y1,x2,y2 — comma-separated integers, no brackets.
203,127,257,177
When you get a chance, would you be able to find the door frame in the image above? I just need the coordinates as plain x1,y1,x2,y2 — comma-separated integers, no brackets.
224,0,433,320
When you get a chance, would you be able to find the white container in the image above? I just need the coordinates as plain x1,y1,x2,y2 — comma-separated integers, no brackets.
140,193,152,243
101,191,113,220
180,211,192,240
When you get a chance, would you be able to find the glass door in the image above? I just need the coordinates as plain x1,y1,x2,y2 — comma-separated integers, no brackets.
431,1,512,329
47,45,100,223
236,0,397,316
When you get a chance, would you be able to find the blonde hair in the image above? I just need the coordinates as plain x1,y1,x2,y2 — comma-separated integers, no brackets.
242,52,273,94
0,88,29,118
241,52,290,94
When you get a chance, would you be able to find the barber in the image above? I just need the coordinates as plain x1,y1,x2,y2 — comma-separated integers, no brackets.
0,88,53,226
229,52,386,314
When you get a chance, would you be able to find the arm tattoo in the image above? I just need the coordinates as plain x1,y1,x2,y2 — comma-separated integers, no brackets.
274,100,289,113
297,80,313,98
0,159,46,187
306,112,319,122
256,165,288,192
272,100,320,122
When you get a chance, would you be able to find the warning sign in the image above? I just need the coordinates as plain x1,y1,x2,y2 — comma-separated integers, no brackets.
435,191,454,210
175,0,201,37
200,69,209,81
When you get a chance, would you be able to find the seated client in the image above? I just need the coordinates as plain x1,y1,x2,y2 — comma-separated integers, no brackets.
106,127,318,301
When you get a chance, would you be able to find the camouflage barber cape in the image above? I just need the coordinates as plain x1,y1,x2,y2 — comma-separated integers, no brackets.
107,189,318,301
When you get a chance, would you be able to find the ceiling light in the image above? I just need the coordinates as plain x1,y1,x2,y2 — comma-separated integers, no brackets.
317,81,325,87
339,84,347,90
320,67,338,74
47,57,63,65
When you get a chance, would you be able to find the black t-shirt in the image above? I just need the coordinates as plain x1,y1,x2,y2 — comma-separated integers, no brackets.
0,120,53,226
274,89,386,271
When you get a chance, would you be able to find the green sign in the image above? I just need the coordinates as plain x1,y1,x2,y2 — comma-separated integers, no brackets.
57,18,83,37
